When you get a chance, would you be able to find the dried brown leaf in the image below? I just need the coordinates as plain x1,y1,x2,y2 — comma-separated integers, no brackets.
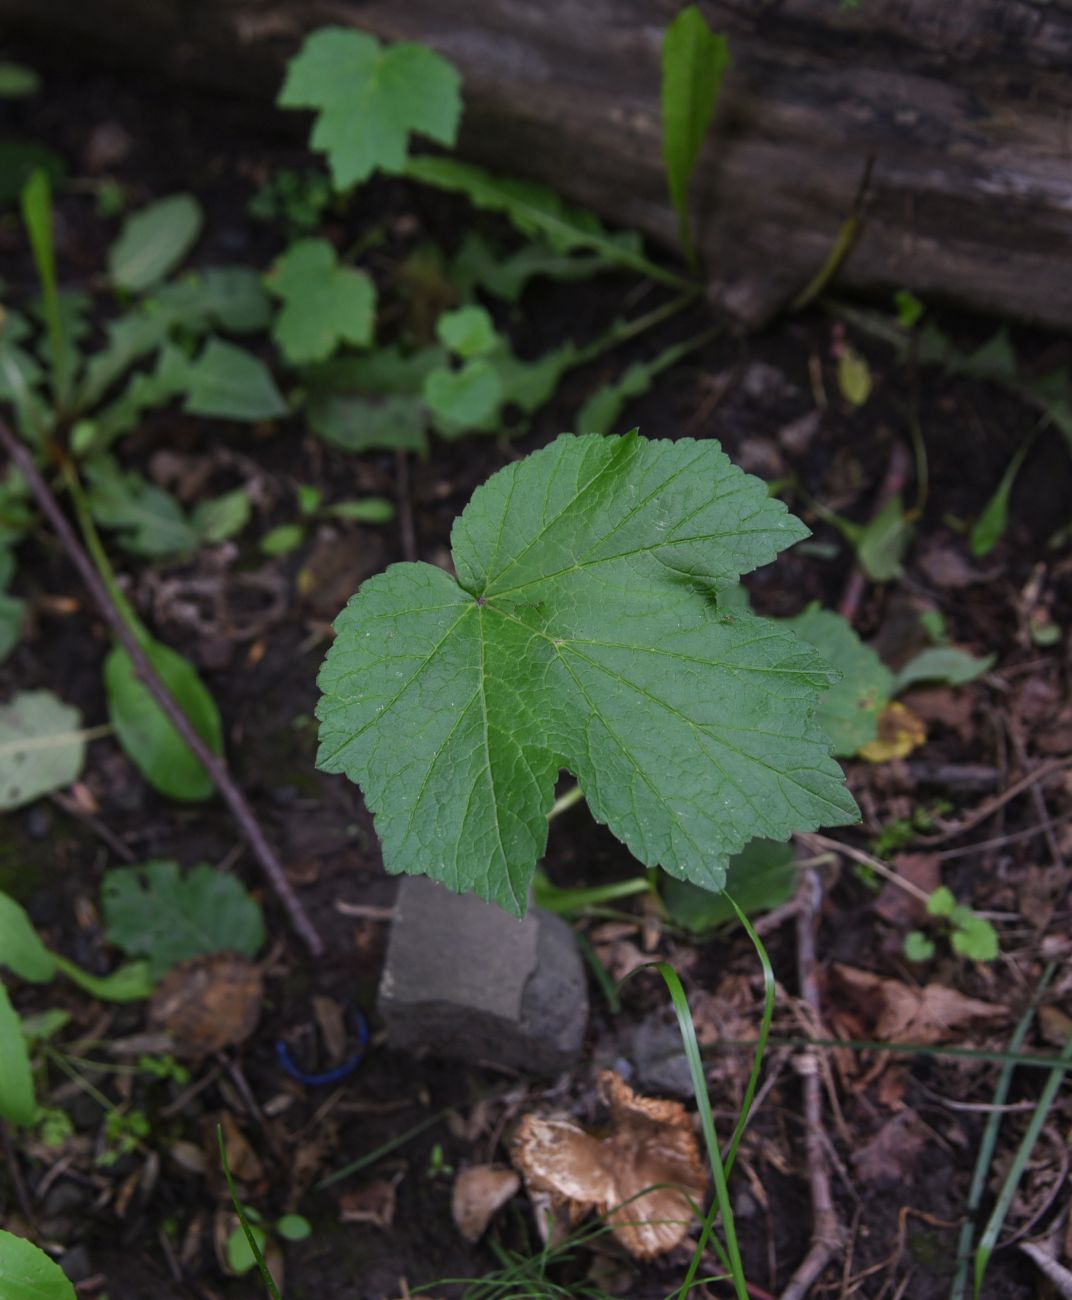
852,1111,929,1188
338,1175,400,1229
831,964,1007,1044
150,953,263,1056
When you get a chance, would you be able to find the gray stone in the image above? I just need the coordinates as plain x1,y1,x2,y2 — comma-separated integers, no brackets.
626,1013,694,1097
379,876,587,1074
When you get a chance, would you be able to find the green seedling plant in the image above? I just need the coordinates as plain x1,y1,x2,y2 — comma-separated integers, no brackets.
260,482,395,557
273,12,731,455
0,861,259,1130
0,889,151,1129
225,1206,312,1280
0,171,283,801
837,298,1072,554
904,886,999,963
249,166,333,235
316,430,858,911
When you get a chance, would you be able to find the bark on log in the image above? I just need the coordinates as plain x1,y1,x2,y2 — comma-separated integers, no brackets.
4,0,1072,328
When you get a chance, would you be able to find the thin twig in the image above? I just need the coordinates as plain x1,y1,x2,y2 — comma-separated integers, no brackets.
916,755,1072,846
0,418,324,958
780,869,845,1300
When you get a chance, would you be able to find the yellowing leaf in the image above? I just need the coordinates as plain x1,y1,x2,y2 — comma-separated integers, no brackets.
858,700,927,762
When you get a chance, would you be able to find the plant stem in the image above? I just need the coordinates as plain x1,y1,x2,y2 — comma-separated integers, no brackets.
547,783,584,820
0,416,325,959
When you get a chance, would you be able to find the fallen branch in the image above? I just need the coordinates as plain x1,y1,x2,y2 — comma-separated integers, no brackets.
0,418,325,958
780,868,845,1300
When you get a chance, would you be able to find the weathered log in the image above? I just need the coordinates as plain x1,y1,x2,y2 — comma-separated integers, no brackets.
4,0,1071,327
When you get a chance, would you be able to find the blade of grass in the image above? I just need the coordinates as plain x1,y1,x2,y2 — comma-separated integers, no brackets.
20,170,69,410
217,1123,281,1300
651,961,748,1300
672,894,774,1300
949,961,1055,1300
973,1020,1072,1298
316,1108,448,1189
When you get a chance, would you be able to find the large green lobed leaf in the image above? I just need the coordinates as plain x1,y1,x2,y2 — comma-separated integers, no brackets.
318,433,857,913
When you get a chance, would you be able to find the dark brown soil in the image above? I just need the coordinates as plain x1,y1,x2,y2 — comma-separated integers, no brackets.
1,40,1070,1300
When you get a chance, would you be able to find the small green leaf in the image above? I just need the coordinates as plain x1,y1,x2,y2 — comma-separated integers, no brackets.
406,156,692,290
436,306,499,359
0,893,56,983
226,1222,267,1276
856,495,911,582
0,63,41,98
104,637,223,802
158,266,273,334
894,290,924,329
102,861,265,979
577,335,707,436
926,885,956,918
837,346,872,407
267,238,376,365
450,232,615,302
306,345,441,452
661,5,729,262
494,342,585,417
183,338,286,422
84,455,199,559
0,1229,76,1299
81,343,191,454
970,439,1032,558
108,194,204,293
325,498,395,524
662,839,796,933
52,955,153,1002
0,984,35,1127
19,1009,70,1043
903,931,936,962
278,28,462,189
0,690,86,811
309,392,428,454
260,523,305,556
297,485,322,518
785,605,893,757
892,646,994,694
275,1214,312,1242
192,488,252,545
424,359,503,436
951,912,999,962
317,433,857,913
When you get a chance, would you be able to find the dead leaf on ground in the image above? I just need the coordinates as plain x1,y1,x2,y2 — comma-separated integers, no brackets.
511,1071,707,1260
217,1112,264,1183
873,854,942,928
451,1165,520,1242
150,953,263,1056
338,1174,401,1229
859,701,928,763
905,687,976,742
918,544,989,589
831,964,1007,1044
852,1110,930,1188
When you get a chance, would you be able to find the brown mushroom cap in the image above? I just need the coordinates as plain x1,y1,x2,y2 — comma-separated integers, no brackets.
511,1070,707,1259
